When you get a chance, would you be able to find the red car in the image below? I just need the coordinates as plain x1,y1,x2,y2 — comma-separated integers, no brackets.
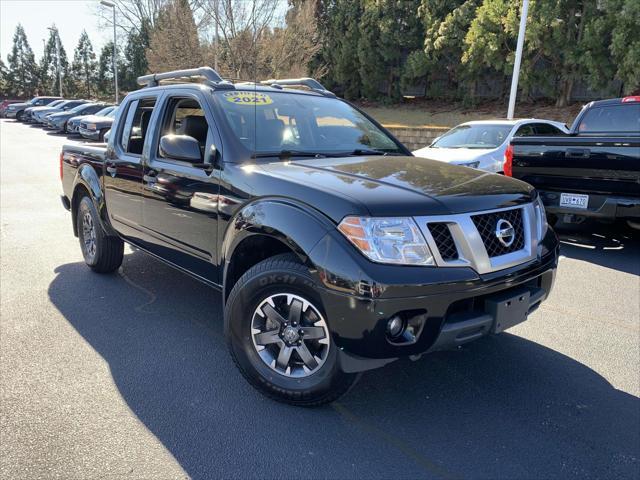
0,100,24,118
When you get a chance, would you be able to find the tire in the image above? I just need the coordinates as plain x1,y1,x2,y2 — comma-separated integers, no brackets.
225,253,359,406
16,111,24,121
76,195,124,273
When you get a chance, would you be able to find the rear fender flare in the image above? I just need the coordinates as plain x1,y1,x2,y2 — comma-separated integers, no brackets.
71,164,117,237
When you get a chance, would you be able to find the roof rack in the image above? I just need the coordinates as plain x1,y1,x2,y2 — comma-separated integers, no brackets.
137,67,232,89
259,78,334,96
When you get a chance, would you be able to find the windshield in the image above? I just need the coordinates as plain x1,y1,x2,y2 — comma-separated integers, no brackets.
432,124,512,149
214,90,403,157
44,100,64,108
95,106,115,116
69,103,93,113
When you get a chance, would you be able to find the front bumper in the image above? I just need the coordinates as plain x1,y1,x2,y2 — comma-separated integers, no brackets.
541,190,640,221
79,127,100,140
309,229,559,372
5,111,17,118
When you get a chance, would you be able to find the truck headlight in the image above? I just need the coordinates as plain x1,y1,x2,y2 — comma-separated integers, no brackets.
338,216,434,265
534,196,548,241
87,123,97,130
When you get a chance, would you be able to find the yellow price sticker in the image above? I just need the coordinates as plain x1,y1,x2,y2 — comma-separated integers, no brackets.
223,92,273,106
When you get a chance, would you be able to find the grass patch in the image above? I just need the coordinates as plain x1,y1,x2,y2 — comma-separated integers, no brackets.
357,98,584,128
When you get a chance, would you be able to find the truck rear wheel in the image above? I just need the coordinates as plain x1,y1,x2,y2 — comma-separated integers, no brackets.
77,195,124,273
225,254,359,406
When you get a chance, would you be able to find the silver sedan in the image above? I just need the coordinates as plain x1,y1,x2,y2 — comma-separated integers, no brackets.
413,119,568,173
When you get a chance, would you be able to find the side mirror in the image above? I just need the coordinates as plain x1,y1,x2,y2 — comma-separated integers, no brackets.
159,134,202,163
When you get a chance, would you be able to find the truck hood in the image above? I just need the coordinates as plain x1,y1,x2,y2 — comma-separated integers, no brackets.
257,155,534,217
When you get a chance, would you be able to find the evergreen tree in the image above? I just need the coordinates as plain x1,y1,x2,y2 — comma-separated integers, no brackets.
358,0,423,101
608,0,640,94
39,26,70,97
71,31,98,98
97,41,123,98
0,57,8,97
6,24,39,97
146,0,203,73
122,20,151,91
318,0,363,99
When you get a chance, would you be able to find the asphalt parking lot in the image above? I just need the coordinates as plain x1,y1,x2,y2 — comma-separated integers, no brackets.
1,118,639,479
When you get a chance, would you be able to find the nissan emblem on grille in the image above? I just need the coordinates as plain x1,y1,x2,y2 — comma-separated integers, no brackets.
495,219,515,247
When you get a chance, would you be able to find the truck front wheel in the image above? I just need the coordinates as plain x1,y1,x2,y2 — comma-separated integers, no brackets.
77,195,124,273
225,254,359,406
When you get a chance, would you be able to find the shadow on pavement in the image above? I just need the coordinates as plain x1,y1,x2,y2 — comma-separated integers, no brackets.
48,251,640,479
556,221,640,276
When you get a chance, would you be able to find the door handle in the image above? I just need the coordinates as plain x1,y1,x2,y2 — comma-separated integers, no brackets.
565,148,590,158
106,165,117,176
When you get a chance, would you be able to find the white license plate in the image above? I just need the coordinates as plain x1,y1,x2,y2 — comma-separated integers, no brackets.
560,193,589,209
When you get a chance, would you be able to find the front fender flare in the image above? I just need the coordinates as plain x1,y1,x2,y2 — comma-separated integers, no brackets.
221,199,334,293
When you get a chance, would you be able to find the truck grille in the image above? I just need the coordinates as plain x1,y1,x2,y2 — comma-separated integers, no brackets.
471,208,525,257
428,223,458,260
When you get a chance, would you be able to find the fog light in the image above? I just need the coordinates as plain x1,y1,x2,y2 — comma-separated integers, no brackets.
387,315,405,338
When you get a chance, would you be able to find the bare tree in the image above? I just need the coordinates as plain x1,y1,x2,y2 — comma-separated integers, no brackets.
146,0,204,72
259,1,324,79
96,0,206,35
197,0,284,79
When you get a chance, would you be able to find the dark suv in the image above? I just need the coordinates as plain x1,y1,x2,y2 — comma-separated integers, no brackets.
60,68,559,405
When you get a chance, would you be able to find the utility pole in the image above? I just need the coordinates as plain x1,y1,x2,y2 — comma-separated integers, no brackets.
47,27,63,97
100,0,119,103
214,0,219,71
507,0,529,120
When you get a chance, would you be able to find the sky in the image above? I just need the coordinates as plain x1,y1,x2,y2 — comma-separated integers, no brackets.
1,0,108,62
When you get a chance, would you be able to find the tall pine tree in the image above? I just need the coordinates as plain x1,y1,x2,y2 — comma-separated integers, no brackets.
122,20,150,91
71,31,98,98
146,0,203,73
6,24,39,97
39,26,70,97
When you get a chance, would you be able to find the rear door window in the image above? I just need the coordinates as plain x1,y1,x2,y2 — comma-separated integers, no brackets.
120,98,157,155
577,104,640,133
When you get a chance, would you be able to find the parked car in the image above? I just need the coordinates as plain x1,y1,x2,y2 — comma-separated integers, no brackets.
509,96,640,229
4,96,61,120
33,99,89,124
78,107,118,141
25,99,68,123
0,99,23,117
413,119,568,173
60,67,558,405
46,102,110,132
67,105,116,134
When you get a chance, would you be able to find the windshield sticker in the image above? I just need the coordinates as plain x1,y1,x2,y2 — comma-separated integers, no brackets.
224,92,273,106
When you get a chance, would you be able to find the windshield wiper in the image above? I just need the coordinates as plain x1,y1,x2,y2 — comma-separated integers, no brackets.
347,148,389,156
251,150,328,159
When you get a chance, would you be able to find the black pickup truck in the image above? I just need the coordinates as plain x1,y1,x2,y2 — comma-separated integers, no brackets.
60,67,558,405
508,96,640,228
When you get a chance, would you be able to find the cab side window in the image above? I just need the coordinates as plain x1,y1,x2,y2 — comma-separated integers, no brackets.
120,97,157,155
514,124,536,137
533,123,563,135
157,97,210,162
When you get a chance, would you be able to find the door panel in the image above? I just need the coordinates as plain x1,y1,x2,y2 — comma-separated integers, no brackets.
104,97,158,241
140,92,222,284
